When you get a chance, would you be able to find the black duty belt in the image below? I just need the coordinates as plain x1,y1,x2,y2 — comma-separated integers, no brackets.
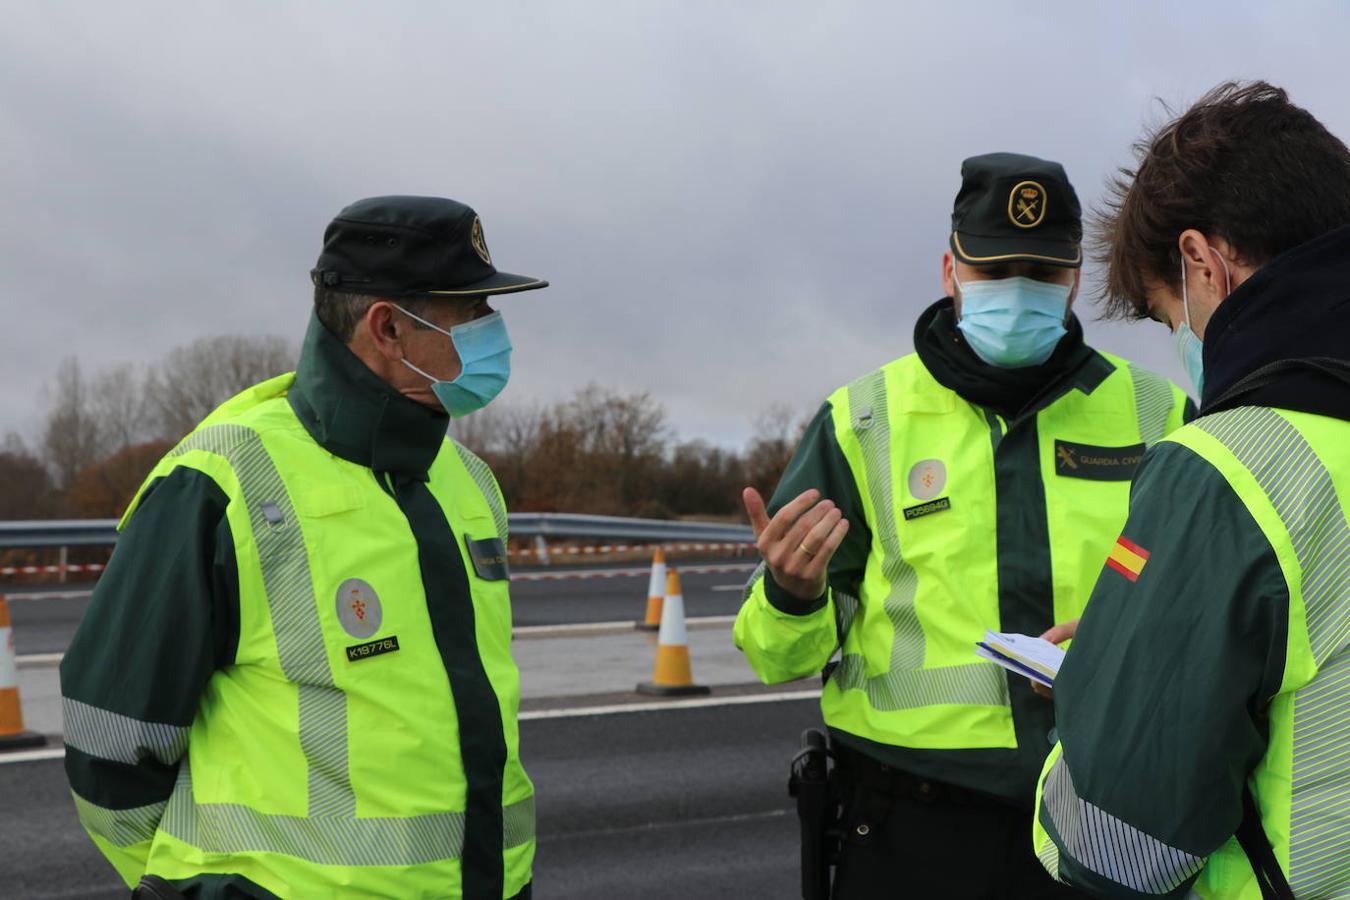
833,742,1014,811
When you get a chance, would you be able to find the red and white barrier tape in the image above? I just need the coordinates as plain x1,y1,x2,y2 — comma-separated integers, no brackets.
4,561,759,598
0,563,107,576
1,545,751,582
508,542,749,559
510,562,756,582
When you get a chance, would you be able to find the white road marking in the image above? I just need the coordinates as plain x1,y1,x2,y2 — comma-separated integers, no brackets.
17,614,742,663
0,689,821,765
710,584,747,592
0,746,64,764
4,591,94,602
519,688,820,720
16,652,63,669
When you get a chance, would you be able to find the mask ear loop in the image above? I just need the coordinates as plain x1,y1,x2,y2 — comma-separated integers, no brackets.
1209,247,1233,297
1179,247,1234,335
1179,256,1194,335
390,302,455,339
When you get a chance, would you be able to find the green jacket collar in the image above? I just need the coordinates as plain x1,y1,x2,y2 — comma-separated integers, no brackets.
288,313,449,478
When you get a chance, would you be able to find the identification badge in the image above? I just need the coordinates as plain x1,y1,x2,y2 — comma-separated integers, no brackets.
903,497,951,520
1054,440,1146,481
466,536,510,581
346,636,399,662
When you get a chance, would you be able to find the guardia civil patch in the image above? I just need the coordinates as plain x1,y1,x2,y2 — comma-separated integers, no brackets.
1054,440,1146,481
336,578,382,639
903,497,951,520
346,636,400,663
907,459,947,501
466,536,510,582
1008,180,1047,229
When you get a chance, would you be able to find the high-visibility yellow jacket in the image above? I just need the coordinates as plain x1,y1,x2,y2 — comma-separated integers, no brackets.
736,301,1191,804
62,314,533,900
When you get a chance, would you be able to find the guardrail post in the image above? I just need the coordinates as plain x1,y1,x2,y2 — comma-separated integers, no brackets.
534,535,550,566
58,545,68,584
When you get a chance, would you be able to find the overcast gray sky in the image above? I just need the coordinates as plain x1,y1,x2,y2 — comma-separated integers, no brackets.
4,1,1347,448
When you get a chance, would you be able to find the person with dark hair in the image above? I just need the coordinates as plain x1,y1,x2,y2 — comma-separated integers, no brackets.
60,196,546,899
734,153,1192,899
1034,82,1350,898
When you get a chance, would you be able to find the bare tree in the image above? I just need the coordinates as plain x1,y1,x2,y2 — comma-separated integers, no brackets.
744,403,810,499
146,335,296,440
0,432,57,519
40,358,107,491
90,363,152,454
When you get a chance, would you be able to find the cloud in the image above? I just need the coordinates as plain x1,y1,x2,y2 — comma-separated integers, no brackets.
3,1,1348,447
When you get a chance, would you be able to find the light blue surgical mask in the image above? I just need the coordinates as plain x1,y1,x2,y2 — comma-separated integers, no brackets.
953,272,1072,368
1175,249,1232,401
395,305,512,418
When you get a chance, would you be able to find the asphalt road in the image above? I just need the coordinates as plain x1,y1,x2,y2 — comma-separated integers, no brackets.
1,696,817,900
6,566,756,656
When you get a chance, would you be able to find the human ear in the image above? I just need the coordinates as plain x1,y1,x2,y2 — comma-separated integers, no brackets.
365,301,407,362
942,251,958,308
1178,229,1226,299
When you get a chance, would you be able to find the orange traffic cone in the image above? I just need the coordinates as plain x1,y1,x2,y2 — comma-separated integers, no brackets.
636,546,666,631
0,595,46,751
637,570,710,696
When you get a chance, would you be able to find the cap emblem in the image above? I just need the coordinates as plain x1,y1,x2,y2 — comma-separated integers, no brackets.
1008,181,1047,229
469,216,493,265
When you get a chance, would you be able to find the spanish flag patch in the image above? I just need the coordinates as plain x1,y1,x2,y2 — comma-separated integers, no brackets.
1105,535,1150,582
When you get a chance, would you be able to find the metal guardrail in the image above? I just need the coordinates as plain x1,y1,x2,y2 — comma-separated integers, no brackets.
0,514,753,550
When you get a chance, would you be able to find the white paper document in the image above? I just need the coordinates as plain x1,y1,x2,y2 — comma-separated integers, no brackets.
974,630,1066,688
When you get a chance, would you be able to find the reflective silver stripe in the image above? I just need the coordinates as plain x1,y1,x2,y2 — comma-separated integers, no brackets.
1289,649,1350,896
72,792,166,847
1035,838,1063,884
1128,364,1175,446
1195,408,1350,664
830,655,1006,710
455,442,509,540
1042,753,1204,894
298,684,353,818
827,372,1008,711
1199,407,1350,897
833,590,860,646
846,370,922,669
160,763,535,865
503,793,536,850
172,425,351,817
62,698,189,766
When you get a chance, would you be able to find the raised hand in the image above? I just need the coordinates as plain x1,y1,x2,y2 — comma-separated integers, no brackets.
742,487,850,603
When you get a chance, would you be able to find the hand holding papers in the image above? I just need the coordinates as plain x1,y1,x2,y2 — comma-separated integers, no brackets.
975,630,1066,689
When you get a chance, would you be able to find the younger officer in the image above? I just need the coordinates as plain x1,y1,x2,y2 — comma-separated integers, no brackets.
61,196,545,899
1035,83,1350,898
735,154,1192,898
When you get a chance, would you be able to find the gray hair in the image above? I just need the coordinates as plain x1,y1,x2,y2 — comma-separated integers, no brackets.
312,288,437,343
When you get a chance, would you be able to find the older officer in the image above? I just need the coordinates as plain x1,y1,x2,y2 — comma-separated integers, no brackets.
61,196,544,899
735,154,1192,898
1034,82,1350,899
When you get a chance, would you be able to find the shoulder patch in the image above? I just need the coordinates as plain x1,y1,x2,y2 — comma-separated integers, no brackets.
1105,535,1150,582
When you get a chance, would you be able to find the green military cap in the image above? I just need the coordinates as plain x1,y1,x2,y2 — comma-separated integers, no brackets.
949,152,1082,268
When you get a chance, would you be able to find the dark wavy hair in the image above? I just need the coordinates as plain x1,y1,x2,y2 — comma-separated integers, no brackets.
1095,81,1350,318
